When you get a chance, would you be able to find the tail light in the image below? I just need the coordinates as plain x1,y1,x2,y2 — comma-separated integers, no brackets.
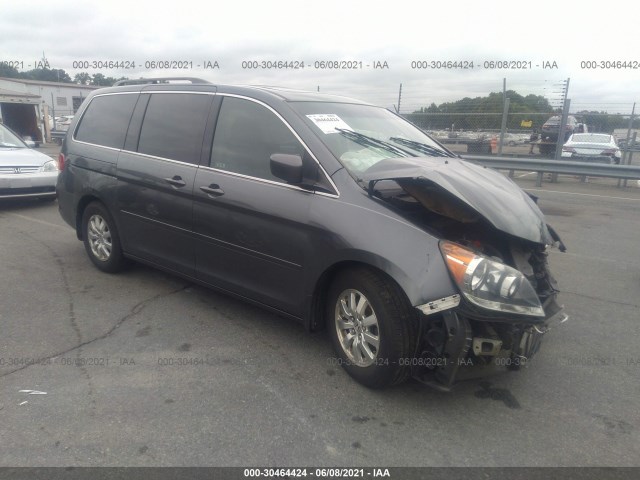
602,149,616,155
58,153,66,170
563,147,575,153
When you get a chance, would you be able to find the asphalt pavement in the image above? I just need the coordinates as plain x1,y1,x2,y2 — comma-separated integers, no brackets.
0,176,639,467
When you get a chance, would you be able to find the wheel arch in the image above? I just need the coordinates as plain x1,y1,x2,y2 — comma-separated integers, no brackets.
307,259,414,332
75,194,107,240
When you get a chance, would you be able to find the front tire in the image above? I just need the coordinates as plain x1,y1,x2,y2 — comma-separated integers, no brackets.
81,202,128,273
327,268,418,388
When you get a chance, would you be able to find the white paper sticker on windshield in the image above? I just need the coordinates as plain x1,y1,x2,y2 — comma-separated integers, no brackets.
306,114,353,134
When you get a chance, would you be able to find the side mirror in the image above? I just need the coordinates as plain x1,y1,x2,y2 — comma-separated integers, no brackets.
270,153,303,184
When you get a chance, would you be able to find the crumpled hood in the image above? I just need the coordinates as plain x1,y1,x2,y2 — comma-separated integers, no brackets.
360,156,554,245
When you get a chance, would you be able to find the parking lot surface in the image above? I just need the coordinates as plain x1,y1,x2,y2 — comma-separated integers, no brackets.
1,175,639,467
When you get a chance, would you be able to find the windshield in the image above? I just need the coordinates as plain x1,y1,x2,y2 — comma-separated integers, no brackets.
290,102,455,175
0,124,27,148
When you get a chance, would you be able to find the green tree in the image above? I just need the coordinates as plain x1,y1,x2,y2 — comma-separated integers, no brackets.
425,103,439,113
407,90,555,131
575,110,629,133
74,72,92,85
0,63,22,79
90,74,125,86
23,68,73,83
0,62,73,83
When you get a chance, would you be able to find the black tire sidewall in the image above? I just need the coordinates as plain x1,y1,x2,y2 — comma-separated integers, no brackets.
81,202,126,273
327,268,416,388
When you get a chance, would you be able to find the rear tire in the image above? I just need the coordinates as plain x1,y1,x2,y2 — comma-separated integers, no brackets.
327,267,418,388
81,202,129,273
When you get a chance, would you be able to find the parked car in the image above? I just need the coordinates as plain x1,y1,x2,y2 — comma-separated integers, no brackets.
540,115,586,143
501,133,527,146
562,133,622,164
54,115,74,131
619,139,640,152
616,132,640,152
0,123,59,200
57,78,567,391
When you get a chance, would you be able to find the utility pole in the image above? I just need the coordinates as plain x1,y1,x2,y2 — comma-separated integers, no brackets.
618,103,636,188
624,103,636,155
499,78,508,156
499,98,510,157
50,93,56,129
554,78,570,161
395,83,402,114
42,103,51,143
546,78,571,184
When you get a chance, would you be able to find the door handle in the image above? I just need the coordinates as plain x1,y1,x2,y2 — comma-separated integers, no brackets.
200,184,225,197
164,176,186,188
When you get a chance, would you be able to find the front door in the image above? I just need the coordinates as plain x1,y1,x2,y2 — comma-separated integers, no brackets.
193,96,315,316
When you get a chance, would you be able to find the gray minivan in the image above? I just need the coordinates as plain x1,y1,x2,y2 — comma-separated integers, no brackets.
57,78,567,390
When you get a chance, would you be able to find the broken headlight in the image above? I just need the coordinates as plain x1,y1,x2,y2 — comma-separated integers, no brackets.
439,241,544,318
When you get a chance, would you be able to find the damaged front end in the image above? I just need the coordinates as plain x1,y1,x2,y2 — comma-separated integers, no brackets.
413,240,568,391
361,157,568,391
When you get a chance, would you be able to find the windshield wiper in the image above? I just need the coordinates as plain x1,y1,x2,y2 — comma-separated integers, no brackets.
336,128,414,158
389,137,456,158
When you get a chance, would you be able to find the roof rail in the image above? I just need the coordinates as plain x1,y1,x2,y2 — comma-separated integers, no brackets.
113,77,211,86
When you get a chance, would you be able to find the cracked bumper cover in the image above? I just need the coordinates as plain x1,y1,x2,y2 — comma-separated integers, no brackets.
412,296,567,391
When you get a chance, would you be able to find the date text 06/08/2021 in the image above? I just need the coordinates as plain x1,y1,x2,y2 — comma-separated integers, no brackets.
243,467,391,478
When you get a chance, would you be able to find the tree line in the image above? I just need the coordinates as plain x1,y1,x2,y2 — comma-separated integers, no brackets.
406,91,556,131
0,64,125,86
406,91,636,133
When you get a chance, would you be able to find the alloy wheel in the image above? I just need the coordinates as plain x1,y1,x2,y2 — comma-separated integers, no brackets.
87,214,112,262
334,289,381,367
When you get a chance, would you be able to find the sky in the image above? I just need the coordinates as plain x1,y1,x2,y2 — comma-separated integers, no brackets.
1,0,639,114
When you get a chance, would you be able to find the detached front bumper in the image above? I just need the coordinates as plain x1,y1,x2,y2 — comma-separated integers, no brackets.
411,297,568,391
0,172,59,199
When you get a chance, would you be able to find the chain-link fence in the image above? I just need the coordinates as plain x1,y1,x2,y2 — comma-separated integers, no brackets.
402,107,639,160
47,108,75,131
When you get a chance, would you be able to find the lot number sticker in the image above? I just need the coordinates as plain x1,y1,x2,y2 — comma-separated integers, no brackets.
306,114,353,134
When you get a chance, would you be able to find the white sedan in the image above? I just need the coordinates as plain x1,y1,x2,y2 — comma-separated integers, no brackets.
562,133,622,164
0,123,59,200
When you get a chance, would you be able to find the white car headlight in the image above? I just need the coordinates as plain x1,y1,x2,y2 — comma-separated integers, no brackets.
40,160,59,172
440,241,544,318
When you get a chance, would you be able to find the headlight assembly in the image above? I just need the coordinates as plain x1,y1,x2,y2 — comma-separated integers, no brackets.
40,160,59,172
440,241,544,318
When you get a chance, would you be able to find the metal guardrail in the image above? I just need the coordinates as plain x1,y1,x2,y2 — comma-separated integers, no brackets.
49,130,67,145
462,155,640,187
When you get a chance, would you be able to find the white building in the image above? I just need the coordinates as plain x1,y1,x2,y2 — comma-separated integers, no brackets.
0,77,98,142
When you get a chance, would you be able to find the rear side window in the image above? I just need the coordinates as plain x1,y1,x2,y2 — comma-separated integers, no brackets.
75,94,138,148
137,93,212,164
